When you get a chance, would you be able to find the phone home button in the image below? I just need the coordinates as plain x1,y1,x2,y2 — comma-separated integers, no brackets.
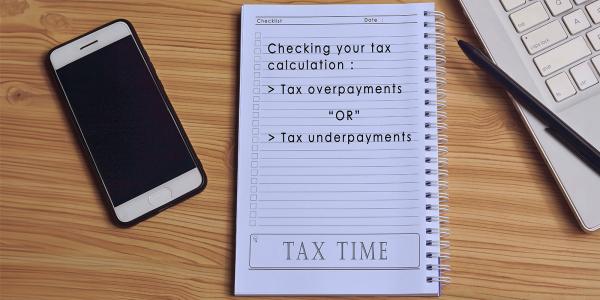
147,188,172,207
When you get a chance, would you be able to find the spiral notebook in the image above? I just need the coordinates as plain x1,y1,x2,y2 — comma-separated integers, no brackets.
235,3,448,295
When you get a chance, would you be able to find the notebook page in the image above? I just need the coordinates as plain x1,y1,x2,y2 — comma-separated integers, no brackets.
235,3,439,295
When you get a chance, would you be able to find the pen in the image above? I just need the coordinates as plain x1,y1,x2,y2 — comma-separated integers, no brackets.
458,40,600,175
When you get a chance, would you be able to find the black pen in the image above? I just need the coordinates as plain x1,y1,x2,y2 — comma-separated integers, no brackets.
458,40,600,175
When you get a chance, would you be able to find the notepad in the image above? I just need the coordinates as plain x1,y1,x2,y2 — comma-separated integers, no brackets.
235,3,448,295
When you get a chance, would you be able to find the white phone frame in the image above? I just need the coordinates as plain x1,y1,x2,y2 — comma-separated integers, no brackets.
49,21,203,224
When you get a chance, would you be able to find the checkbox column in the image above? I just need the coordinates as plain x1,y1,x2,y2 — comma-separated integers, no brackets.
249,31,261,227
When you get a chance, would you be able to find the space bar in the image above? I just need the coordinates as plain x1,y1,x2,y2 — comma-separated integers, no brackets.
534,37,591,76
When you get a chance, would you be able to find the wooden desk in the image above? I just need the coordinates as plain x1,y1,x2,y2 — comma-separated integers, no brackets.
1,0,598,299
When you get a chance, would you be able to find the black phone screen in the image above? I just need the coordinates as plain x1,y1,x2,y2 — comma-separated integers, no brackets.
55,35,196,207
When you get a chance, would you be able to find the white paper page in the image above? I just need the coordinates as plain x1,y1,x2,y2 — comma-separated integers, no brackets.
235,3,440,295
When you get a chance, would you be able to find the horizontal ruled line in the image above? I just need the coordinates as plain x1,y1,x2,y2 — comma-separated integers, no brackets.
258,174,419,176
257,22,418,26
261,90,419,94
260,190,418,193
260,83,417,87
258,199,419,202
259,206,419,209
259,142,419,145
259,98,418,102
262,50,420,54
262,131,419,135
257,131,418,135
260,148,416,151
355,67,419,70
260,107,418,110
260,116,415,119
260,156,417,159
259,165,417,168
262,141,419,143
259,123,418,126
256,14,418,18
258,224,418,227
262,42,419,47
262,34,419,39
257,216,419,219
259,181,418,185
260,75,419,79
264,58,418,63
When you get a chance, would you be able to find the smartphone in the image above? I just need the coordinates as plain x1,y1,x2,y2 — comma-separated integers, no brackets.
48,19,206,226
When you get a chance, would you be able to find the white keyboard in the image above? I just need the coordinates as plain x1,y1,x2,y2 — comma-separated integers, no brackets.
501,0,600,101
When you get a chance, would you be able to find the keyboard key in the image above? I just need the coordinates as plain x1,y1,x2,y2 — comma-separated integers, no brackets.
563,9,591,34
545,0,573,16
574,0,589,4
570,62,598,90
510,2,549,32
586,1,600,23
501,0,526,11
590,55,600,73
522,21,567,54
546,72,576,101
534,36,591,76
587,27,600,49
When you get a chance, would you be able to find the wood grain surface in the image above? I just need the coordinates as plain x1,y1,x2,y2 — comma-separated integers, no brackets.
1,0,599,299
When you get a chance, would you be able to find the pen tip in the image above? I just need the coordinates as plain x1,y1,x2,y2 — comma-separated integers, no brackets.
457,39,468,51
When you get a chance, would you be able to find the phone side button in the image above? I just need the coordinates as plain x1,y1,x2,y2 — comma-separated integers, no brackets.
148,187,172,207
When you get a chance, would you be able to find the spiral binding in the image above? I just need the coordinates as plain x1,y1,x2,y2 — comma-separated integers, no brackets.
423,10,450,289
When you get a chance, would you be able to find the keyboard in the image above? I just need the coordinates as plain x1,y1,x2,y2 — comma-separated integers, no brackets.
501,0,600,101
